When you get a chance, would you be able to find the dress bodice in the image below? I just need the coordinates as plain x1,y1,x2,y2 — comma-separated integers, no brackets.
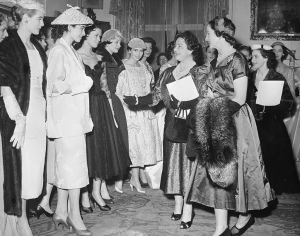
27,48,44,93
84,62,104,95
207,52,247,98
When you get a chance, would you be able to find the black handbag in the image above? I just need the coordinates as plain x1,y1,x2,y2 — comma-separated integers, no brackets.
165,108,189,143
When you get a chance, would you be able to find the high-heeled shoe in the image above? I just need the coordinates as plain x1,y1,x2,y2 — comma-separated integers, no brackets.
66,217,92,236
114,186,123,194
80,205,93,214
129,181,145,193
140,180,149,188
179,211,195,229
219,228,232,236
52,213,68,230
35,205,54,219
90,195,111,211
171,212,182,221
230,216,255,235
102,197,114,204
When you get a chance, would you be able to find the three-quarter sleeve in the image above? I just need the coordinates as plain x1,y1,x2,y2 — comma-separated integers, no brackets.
116,70,127,103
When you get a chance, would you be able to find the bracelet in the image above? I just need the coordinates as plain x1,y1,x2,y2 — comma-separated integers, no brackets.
134,94,138,105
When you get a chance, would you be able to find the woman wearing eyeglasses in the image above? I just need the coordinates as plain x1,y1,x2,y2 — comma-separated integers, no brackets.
248,44,300,195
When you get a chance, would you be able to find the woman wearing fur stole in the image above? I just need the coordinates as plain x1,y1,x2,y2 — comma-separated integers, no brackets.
186,17,274,236
0,2,47,235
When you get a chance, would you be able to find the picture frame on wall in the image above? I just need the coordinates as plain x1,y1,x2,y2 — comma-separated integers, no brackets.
250,0,300,40
81,0,103,9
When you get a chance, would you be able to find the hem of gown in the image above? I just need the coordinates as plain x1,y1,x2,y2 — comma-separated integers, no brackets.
21,191,43,200
188,196,272,212
54,181,89,190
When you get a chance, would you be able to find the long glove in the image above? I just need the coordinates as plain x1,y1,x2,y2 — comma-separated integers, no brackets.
123,94,153,106
228,99,241,116
170,95,198,109
1,87,26,149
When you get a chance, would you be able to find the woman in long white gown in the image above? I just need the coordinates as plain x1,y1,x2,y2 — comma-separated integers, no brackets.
0,2,47,236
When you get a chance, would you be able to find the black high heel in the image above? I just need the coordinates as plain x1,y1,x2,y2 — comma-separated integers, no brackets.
102,194,114,204
35,205,54,219
91,195,111,211
219,228,232,236
179,211,195,229
80,205,93,214
230,216,255,235
171,212,182,221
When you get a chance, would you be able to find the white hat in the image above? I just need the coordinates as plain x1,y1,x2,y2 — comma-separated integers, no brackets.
18,0,44,11
128,38,146,49
51,5,93,25
101,29,123,42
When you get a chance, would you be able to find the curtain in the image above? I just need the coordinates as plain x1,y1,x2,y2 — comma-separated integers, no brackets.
145,0,229,52
110,0,145,41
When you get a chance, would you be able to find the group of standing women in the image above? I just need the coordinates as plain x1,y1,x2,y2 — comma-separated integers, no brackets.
1,2,299,236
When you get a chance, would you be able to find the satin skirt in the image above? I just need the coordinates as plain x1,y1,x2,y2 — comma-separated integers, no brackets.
187,105,274,213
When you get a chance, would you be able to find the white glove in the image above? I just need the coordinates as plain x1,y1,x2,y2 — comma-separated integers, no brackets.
10,115,26,149
1,87,26,149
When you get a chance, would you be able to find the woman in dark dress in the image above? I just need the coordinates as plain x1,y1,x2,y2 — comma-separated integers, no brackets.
187,18,274,236
157,31,207,229
77,25,130,210
96,29,130,194
248,44,300,195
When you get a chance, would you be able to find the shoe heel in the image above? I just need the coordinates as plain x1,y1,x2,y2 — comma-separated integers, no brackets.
52,214,68,230
129,183,133,191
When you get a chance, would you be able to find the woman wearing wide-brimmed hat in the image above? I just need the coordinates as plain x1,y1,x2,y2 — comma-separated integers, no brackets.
46,5,94,236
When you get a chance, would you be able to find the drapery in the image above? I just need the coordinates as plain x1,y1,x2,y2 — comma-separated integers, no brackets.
110,0,145,41
144,0,229,52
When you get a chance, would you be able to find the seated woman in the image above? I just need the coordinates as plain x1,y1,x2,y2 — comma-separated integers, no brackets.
248,44,300,195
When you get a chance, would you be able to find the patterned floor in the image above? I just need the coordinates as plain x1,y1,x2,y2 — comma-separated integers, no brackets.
30,183,300,236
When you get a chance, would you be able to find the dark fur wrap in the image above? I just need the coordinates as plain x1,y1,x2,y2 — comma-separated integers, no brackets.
194,96,238,188
96,47,129,152
0,30,47,216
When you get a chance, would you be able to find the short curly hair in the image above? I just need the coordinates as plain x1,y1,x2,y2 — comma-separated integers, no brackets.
174,31,204,66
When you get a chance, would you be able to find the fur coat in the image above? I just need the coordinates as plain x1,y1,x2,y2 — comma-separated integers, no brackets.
0,30,47,216
194,96,238,188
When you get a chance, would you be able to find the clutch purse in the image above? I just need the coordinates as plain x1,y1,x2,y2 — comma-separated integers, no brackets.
165,108,189,143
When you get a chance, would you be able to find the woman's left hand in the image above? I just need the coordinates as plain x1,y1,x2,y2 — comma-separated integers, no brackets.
169,94,179,109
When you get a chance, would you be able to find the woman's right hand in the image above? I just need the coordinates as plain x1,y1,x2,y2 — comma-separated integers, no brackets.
10,116,26,149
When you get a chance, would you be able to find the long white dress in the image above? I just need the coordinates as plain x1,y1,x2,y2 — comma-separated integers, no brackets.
21,48,46,199
116,62,162,167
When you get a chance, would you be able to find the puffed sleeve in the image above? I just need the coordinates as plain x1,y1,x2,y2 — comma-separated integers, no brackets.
232,53,247,80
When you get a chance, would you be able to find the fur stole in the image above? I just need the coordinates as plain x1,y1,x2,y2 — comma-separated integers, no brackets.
194,96,238,188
